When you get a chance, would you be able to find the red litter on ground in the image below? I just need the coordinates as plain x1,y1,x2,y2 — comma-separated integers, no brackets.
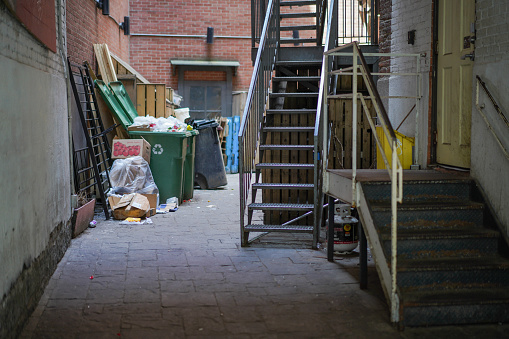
90,275,94,280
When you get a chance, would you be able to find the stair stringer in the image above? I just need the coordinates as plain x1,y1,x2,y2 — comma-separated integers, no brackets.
356,182,401,323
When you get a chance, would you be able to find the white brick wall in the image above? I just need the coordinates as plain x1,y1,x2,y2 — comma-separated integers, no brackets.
476,0,509,64
0,0,71,306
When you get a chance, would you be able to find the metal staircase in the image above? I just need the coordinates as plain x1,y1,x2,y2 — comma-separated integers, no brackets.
240,0,334,248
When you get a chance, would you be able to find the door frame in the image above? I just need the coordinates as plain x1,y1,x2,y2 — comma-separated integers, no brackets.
430,0,439,165
430,0,475,168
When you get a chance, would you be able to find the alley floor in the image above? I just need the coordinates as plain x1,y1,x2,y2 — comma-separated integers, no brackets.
20,174,509,338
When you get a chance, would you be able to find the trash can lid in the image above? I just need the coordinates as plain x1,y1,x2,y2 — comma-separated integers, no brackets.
193,119,219,130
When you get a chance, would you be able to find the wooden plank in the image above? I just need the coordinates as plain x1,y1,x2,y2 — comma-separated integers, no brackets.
155,84,166,118
110,52,150,84
102,44,117,82
136,84,146,116
146,84,156,117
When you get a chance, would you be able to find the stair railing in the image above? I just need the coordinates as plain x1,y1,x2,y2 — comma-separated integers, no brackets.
475,75,509,160
313,0,338,247
239,0,280,244
324,41,404,323
316,0,328,44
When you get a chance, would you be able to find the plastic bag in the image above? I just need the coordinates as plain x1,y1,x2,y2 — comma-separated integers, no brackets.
108,156,159,196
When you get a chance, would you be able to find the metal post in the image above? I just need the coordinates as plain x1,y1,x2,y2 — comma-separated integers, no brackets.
327,195,335,261
359,213,367,289
390,139,399,323
352,46,358,206
414,54,420,166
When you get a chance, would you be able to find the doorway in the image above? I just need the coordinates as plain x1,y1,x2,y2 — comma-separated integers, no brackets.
434,0,475,169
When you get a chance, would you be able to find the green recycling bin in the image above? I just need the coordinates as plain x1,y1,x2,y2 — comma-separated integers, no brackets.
129,130,196,204
183,130,199,200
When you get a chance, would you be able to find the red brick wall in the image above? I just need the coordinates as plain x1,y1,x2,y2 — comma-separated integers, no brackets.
66,0,129,66
129,0,252,92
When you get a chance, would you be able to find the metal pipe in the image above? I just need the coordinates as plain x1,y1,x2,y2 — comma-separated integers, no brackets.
131,33,251,39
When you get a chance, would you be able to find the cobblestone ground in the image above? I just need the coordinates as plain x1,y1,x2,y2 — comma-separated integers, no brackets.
21,174,509,338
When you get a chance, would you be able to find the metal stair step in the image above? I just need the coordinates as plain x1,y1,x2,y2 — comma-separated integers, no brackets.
396,256,509,290
400,287,509,326
372,201,485,230
244,224,314,233
255,163,314,169
273,76,321,82
280,0,316,6
276,60,322,67
266,109,316,115
380,228,500,259
263,126,315,132
280,38,317,44
252,183,314,190
363,180,473,203
248,203,314,211
260,144,314,151
269,92,319,97
280,25,317,31
280,12,316,19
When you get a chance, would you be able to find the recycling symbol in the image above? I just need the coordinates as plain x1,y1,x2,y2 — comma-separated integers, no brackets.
152,144,164,155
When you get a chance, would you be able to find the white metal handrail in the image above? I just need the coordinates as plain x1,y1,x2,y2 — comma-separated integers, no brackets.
475,75,509,160
323,41,409,322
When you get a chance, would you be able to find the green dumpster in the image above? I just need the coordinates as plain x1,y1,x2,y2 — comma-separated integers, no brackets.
183,130,199,200
95,80,198,204
130,130,196,204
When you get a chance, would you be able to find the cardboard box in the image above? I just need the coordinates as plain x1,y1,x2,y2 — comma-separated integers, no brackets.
112,138,151,164
108,193,158,220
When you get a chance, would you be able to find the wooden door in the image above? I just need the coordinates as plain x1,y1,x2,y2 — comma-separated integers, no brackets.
436,0,475,168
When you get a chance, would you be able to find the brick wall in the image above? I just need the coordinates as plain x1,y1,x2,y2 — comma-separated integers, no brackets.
471,0,509,239
66,0,129,65
378,0,392,72
129,0,252,92
475,0,509,65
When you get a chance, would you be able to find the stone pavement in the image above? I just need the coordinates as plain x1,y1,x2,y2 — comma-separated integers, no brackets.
21,174,509,338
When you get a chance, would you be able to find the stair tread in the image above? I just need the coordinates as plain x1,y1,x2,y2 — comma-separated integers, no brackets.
401,287,509,306
280,0,315,6
245,224,314,232
256,163,314,168
273,76,321,81
248,203,314,210
252,183,314,189
269,92,319,96
280,12,317,18
280,25,317,31
263,126,315,131
380,227,500,240
371,200,484,211
260,144,314,149
266,109,316,114
397,256,509,271
276,60,322,66
280,38,317,44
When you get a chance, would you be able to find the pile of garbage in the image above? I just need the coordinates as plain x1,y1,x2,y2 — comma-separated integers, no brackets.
129,116,192,132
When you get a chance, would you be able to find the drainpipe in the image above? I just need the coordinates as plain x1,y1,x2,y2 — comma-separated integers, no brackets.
57,0,76,211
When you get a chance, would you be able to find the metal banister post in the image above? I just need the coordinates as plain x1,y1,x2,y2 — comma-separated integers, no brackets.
352,45,358,207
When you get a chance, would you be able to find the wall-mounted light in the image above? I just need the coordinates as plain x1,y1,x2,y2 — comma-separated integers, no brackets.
120,16,130,35
95,0,109,16
407,30,416,45
207,27,214,44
